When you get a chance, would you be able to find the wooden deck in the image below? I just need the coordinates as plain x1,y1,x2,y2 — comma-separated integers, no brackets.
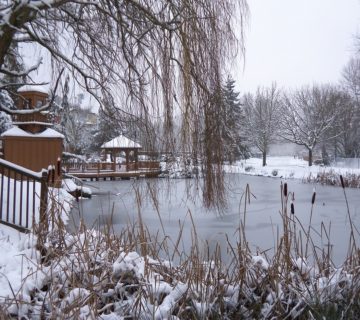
68,169,161,181
64,160,161,181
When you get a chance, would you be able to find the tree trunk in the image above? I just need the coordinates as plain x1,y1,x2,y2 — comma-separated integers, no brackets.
262,151,267,166
308,149,313,166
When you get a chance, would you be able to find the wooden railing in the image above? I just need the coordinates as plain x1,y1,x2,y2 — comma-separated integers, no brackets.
0,158,49,232
64,161,160,173
64,161,115,172
127,161,160,171
12,112,49,123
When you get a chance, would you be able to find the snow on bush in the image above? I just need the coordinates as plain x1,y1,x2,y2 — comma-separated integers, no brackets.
1,220,360,319
62,178,92,198
0,90,13,134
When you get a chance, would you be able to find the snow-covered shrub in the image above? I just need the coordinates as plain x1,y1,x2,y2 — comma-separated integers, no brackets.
0,90,14,134
0,111,12,134
245,165,254,172
304,170,360,188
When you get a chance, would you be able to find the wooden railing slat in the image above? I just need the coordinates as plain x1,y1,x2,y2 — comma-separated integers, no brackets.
0,159,48,233
13,172,17,224
0,166,3,222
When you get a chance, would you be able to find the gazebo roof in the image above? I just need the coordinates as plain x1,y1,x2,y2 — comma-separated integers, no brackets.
1,126,64,138
17,85,49,94
101,135,142,149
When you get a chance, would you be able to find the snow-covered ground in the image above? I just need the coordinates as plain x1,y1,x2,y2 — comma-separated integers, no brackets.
0,225,38,304
0,187,73,305
224,156,360,180
161,156,360,182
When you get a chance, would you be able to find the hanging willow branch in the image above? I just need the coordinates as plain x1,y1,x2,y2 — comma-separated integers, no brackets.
0,0,248,208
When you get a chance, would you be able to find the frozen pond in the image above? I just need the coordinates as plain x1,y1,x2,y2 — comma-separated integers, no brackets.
69,174,360,266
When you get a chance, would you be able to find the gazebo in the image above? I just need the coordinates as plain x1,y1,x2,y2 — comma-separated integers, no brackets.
101,135,142,171
1,88,63,187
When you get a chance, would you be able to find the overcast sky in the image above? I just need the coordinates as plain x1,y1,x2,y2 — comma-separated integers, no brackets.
235,0,360,93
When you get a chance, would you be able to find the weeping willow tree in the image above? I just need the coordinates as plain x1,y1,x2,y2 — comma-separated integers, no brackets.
0,0,248,208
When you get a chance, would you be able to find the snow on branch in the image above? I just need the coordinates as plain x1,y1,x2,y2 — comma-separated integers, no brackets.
0,58,42,77
0,68,63,115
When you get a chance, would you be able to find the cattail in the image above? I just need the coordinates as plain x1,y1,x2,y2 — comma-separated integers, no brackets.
311,190,316,205
340,175,345,189
283,182,288,197
291,202,295,214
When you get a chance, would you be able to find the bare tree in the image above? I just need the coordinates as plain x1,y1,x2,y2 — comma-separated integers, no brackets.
325,91,359,158
342,56,360,106
0,0,248,208
243,83,281,166
338,57,360,157
281,85,342,166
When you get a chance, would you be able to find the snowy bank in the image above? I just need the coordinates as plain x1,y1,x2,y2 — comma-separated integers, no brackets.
62,178,92,199
1,220,359,319
224,156,360,182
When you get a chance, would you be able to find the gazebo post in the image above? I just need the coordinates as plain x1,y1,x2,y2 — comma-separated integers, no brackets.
125,150,129,171
111,150,116,171
134,149,138,171
115,150,119,171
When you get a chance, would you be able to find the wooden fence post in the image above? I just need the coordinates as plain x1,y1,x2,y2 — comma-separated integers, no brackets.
39,170,49,235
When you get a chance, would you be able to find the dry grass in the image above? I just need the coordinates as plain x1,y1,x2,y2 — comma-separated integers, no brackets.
1,179,360,319
304,170,360,188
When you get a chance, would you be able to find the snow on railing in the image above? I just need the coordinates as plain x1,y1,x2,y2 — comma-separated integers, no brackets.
0,158,49,232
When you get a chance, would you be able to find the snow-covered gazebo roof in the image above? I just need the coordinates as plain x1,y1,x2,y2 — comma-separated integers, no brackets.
101,135,141,149
17,85,49,94
1,126,64,139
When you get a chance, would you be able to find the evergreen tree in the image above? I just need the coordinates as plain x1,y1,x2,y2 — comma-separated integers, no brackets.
0,42,24,133
0,110,12,134
0,90,13,133
221,76,249,163
90,107,124,152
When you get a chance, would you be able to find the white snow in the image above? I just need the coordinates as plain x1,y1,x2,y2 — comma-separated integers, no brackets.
17,85,49,94
0,158,45,179
0,224,39,304
0,171,74,229
62,178,92,196
0,174,41,228
224,156,360,180
101,135,141,149
1,126,64,138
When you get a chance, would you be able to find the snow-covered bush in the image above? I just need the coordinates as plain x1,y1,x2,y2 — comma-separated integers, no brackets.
0,90,13,133
304,170,360,188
